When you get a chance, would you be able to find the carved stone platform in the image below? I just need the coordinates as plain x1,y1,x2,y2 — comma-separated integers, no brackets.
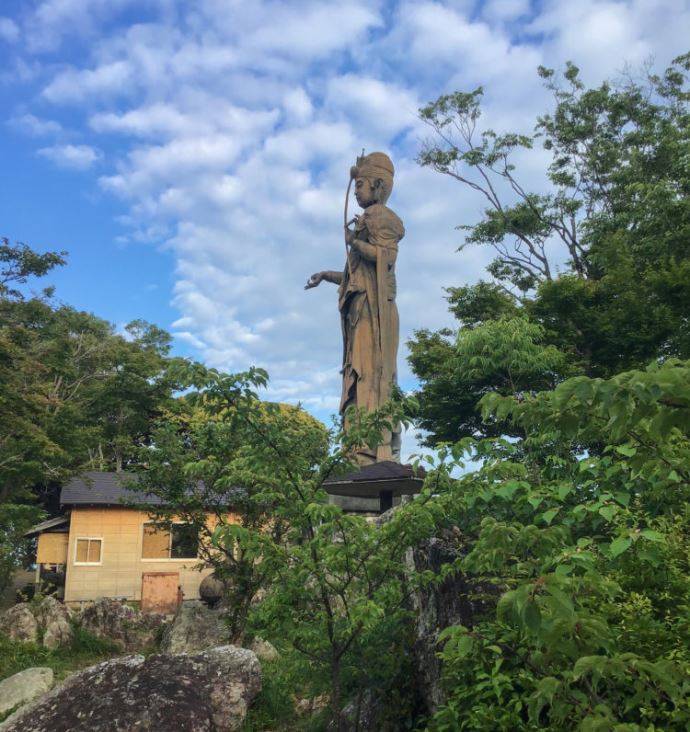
324,460,426,514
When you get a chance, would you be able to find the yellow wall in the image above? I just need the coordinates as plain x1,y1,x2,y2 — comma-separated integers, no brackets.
63,507,232,606
37,532,68,564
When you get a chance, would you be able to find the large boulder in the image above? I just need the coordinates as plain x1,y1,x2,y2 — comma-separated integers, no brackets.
0,604,38,644
160,600,228,654
78,598,167,652
34,597,72,650
0,646,261,732
0,667,54,716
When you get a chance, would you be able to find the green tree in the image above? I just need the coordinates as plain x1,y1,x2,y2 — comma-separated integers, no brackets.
140,363,435,727
135,364,330,640
412,53,690,444
0,238,67,590
425,359,690,730
0,237,191,589
409,316,570,442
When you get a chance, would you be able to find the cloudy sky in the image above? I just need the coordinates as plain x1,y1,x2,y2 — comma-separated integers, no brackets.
2,0,689,455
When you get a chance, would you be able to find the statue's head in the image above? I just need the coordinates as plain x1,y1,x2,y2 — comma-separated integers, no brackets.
350,151,394,207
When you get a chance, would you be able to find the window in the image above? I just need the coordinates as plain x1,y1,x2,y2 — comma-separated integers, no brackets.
74,538,102,565
171,524,199,559
142,523,198,560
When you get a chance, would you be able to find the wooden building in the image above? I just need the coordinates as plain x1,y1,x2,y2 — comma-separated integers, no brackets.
26,472,234,611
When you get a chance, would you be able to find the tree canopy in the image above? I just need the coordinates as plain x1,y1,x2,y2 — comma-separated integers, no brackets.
0,238,192,590
411,54,690,445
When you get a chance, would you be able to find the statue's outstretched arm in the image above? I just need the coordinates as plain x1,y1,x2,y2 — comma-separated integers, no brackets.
321,270,343,284
305,270,342,289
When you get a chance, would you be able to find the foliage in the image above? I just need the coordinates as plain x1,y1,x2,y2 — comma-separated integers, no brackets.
412,54,690,445
424,359,690,730
0,238,193,591
136,364,329,641
0,238,66,301
409,316,572,442
144,363,437,727
241,654,330,732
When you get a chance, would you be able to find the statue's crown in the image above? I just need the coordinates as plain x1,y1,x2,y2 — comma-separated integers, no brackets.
350,151,394,185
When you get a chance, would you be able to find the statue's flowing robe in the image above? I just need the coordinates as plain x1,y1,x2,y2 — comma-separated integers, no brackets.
338,203,404,463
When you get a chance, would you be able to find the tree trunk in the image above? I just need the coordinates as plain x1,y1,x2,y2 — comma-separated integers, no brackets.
331,657,342,731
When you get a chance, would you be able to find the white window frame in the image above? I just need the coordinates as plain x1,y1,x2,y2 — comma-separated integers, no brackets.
73,536,103,566
141,521,199,562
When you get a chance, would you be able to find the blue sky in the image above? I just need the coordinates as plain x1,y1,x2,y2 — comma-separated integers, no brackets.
2,0,689,457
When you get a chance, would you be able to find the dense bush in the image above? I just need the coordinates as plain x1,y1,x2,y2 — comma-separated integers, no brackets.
425,359,690,729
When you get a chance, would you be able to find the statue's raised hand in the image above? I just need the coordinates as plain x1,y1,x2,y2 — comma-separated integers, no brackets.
305,272,324,290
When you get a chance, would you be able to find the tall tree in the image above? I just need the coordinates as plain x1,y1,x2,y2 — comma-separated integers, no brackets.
0,237,191,588
0,238,67,590
411,54,690,445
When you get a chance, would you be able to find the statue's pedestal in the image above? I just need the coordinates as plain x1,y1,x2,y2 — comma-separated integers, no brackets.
324,460,425,514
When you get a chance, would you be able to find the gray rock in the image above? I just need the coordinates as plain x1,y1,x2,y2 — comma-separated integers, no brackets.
0,605,38,644
249,637,279,662
78,598,167,652
34,597,72,650
160,600,228,654
0,667,54,716
0,645,261,732
407,529,498,713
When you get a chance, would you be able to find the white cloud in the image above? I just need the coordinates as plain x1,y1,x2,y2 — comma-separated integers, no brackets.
326,75,421,138
42,61,133,103
482,0,531,23
283,88,313,124
37,143,102,169
0,17,19,43
8,113,62,136
24,0,142,52
247,3,382,58
3,0,690,449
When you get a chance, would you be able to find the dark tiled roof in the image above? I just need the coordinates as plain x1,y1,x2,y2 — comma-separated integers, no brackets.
324,460,426,485
60,471,246,508
60,471,161,506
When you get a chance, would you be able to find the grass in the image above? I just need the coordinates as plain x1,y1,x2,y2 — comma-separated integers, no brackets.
0,624,120,683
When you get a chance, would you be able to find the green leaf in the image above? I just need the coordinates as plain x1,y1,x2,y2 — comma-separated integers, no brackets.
541,508,559,525
455,634,475,658
615,444,637,457
609,537,632,558
598,504,618,522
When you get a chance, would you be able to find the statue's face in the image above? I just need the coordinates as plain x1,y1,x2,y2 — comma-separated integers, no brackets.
354,177,377,208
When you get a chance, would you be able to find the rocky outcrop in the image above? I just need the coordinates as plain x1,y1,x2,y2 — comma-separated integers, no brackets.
0,604,38,644
0,598,72,649
34,597,72,650
407,528,497,713
0,667,54,716
0,645,261,732
78,598,167,652
160,600,227,654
